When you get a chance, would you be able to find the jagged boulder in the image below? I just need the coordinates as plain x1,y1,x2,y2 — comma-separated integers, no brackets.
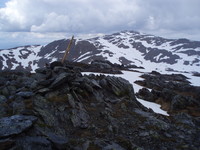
0,115,37,138
171,95,199,110
0,95,8,118
104,76,135,99
136,88,155,102
15,136,52,150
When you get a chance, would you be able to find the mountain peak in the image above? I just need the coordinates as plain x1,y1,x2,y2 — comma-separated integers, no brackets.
0,31,200,73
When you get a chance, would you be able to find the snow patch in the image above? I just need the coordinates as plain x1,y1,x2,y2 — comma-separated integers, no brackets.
82,71,169,116
137,98,169,116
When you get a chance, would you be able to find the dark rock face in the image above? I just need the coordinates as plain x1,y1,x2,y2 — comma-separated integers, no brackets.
144,48,180,64
0,61,200,149
135,88,155,102
193,71,200,77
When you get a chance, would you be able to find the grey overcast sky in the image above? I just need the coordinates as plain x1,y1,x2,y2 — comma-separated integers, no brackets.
0,0,200,49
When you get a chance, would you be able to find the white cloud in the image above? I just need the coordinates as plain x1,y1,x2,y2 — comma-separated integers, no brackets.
0,0,142,33
0,31,70,49
1,0,200,33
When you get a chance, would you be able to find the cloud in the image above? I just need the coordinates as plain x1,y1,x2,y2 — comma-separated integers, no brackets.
0,31,104,49
0,0,200,46
29,0,141,33
142,0,200,31
0,0,145,33
0,31,69,49
1,0,200,33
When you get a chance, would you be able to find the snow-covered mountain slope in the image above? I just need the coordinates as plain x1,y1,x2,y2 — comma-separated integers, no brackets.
0,30,200,73
0,45,42,71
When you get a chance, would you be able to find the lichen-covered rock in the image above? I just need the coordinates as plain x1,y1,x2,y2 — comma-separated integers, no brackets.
136,88,154,102
45,132,68,149
16,91,34,98
0,95,8,118
171,95,198,110
71,109,90,129
16,136,52,150
50,72,69,88
0,115,37,138
104,76,135,99
0,95,7,102
33,95,59,127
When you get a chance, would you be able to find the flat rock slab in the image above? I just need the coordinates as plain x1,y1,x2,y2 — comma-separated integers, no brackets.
16,91,34,98
0,115,37,138
50,73,69,88
17,136,52,150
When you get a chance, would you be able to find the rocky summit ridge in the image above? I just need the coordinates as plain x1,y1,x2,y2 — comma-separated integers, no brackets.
0,60,200,150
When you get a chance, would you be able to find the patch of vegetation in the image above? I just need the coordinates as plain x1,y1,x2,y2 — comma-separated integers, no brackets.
46,94,68,103
87,143,101,150
36,122,53,128
24,99,33,109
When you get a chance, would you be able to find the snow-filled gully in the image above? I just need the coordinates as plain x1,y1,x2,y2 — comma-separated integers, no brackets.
82,71,169,116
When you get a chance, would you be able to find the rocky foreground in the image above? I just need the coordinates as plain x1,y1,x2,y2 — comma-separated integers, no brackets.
135,71,200,116
0,60,200,150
